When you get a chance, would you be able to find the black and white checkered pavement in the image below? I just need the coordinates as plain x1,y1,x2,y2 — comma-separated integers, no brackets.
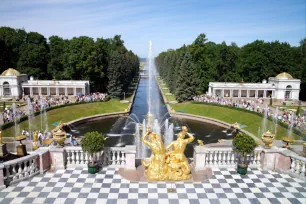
0,167,305,204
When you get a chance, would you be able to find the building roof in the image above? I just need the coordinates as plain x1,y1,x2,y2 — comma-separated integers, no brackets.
1,68,21,76
275,72,293,80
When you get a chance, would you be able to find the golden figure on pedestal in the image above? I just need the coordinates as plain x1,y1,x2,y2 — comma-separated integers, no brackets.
141,126,194,181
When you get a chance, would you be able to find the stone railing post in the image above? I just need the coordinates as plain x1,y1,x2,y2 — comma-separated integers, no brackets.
193,146,207,171
125,145,136,170
36,147,51,174
49,146,66,170
0,164,5,190
261,147,291,171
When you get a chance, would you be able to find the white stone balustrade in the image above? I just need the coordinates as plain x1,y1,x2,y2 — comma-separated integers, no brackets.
103,147,127,167
2,153,39,186
193,146,263,170
65,146,104,168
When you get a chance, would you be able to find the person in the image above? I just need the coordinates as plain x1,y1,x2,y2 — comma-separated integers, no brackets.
38,131,43,145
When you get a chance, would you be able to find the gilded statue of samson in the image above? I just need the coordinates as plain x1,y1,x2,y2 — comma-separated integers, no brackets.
141,126,194,181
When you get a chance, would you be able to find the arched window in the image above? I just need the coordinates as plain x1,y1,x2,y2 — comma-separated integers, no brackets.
285,85,292,99
3,82,11,96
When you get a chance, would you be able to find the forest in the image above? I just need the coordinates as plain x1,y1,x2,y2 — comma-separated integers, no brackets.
156,34,306,102
0,27,139,99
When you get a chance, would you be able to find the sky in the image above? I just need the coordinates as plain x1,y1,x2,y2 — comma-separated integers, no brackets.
0,0,305,57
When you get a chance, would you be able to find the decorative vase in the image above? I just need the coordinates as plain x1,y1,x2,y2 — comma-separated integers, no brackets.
261,130,275,148
53,130,66,147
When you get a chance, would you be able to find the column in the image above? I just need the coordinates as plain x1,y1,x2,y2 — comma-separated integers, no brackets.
230,89,233,98
221,89,224,98
247,90,250,98
82,88,85,95
255,90,258,98
38,87,42,96
208,87,212,96
65,88,67,96
74,87,76,95
30,87,33,96
212,89,215,97
56,88,59,96
263,90,267,98
238,90,241,98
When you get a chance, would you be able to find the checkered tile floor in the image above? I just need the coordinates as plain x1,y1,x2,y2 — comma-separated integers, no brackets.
0,167,305,204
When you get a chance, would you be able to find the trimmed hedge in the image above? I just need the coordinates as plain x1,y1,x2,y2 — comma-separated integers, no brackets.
1,99,112,131
192,101,306,140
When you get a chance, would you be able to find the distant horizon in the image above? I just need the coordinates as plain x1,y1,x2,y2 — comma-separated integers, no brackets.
0,0,304,57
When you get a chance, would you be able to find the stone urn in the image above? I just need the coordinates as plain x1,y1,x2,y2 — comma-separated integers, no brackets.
53,129,66,147
261,130,275,148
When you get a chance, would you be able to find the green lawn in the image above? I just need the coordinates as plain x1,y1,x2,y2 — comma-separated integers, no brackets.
171,102,300,140
165,95,176,101
3,100,128,137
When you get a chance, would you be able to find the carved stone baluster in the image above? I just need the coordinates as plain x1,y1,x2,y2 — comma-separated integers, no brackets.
290,158,296,172
121,151,126,165
12,165,17,181
209,151,213,166
296,161,302,174
218,151,223,165
112,151,116,165
116,151,120,165
226,151,231,165
81,151,85,165
67,151,72,166
301,161,306,176
222,151,227,165
231,152,235,165
213,151,218,166
23,161,28,178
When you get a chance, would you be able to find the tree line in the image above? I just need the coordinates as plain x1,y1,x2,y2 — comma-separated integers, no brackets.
0,27,139,99
156,34,306,102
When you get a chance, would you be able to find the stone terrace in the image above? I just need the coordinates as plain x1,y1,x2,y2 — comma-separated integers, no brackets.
0,166,305,204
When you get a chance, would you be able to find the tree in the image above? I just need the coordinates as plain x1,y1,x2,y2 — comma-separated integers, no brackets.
175,52,199,102
107,51,124,98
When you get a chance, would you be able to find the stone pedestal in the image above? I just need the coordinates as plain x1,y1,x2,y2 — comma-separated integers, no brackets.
36,147,51,174
0,164,5,190
193,146,207,171
261,148,291,171
49,146,65,170
0,144,8,157
125,145,136,170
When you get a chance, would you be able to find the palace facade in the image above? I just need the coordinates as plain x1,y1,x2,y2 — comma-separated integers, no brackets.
0,68,90,98
208,72,301,100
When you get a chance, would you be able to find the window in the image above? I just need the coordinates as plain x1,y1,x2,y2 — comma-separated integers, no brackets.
3,82,11,96
285,85,292,99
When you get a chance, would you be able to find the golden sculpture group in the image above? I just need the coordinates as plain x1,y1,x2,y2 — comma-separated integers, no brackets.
141,126,194,181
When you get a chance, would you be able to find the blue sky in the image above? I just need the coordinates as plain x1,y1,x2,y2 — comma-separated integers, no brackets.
0,0,305,57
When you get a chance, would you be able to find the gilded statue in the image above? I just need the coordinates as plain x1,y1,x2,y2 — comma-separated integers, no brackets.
33,131,39,150
141,125,194,181
165,126,194,180
141,128,168,180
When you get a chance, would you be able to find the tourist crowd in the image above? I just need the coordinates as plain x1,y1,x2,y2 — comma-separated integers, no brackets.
193,94,306,132
1,92,108,124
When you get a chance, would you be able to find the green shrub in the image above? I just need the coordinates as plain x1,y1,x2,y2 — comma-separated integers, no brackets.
80,131,106,163
233,133,257,164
